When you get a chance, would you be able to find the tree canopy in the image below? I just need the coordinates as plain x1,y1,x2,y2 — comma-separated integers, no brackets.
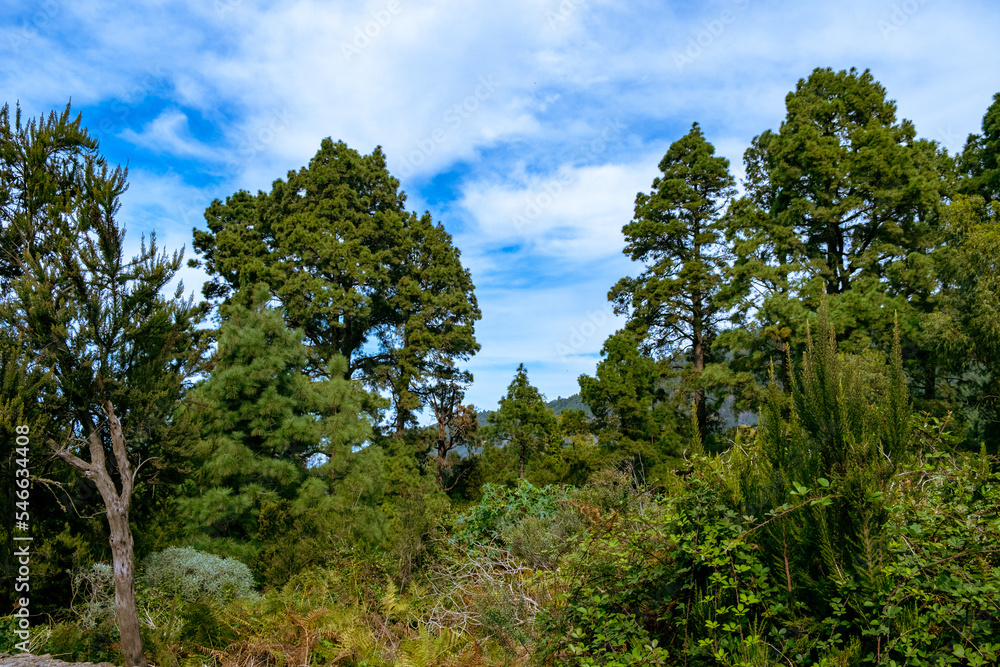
191,139,480,433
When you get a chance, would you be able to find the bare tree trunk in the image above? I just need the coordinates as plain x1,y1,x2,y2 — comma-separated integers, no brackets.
107,507,145,667
692,288,707,446
53,403,147,667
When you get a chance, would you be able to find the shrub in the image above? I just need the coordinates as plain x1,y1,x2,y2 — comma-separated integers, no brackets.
69,562,116,630
141,547,257,605
453,479,571,548
46,621,119,664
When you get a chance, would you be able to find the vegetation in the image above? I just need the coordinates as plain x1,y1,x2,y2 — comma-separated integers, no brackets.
2,67,999,666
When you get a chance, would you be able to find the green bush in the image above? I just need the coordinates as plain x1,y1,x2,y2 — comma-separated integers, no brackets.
141,547,257,605
535,308,1000,665
453,479,571,547
46,620,120,664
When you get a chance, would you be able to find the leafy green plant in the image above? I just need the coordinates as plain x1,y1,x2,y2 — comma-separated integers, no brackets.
453,479,570,548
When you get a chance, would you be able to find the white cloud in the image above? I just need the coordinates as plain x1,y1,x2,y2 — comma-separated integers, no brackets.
120,109,217,160
4,0,1000,405
456,158,657,265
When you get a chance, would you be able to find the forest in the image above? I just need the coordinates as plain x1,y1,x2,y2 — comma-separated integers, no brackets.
1,66,999,666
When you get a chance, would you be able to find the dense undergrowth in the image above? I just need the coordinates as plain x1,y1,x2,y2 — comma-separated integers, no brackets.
4,311,999,667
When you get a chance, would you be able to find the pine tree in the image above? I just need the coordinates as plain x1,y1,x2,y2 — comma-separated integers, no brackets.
191,139,479,433
489,364,558,479
578,330,681,465
959,92,1000,204
179,285,382,581
725,67,947,390
929,194,1000,445
610,122,735,444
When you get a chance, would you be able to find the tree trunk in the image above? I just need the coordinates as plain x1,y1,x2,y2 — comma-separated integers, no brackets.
436,439,448,486
693,332,706,445
923,360,936,401
53,403,147,667
692,295,707,446
107,507,146,667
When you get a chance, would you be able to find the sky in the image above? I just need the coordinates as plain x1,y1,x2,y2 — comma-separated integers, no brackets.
3,0,999,412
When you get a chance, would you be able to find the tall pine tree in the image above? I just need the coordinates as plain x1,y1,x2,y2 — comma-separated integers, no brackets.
725,67,947,395
190,139,480,434
610,122,735,443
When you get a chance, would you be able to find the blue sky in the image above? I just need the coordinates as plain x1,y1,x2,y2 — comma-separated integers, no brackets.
3,0,999,411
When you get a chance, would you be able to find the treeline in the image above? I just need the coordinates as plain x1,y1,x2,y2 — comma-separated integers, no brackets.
0,66,998,666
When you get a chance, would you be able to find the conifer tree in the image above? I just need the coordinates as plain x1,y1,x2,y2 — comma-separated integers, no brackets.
179,285,383,578
489,364,558,479
960,92,1000,203
578,330,680,463
929,194,1000,445
725,67,947,388
610,122,735,444
190,139,480,433
1,102,204,667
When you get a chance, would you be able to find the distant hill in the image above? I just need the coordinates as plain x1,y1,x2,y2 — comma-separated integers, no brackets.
476,392,592,426
546,394,592,417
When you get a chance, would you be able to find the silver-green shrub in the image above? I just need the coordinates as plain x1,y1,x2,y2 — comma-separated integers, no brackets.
140,547,257,604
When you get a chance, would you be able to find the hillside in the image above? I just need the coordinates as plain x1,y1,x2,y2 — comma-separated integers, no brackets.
477,392,592,426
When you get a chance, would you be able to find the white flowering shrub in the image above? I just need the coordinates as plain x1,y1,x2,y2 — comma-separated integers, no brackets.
140,547,257,604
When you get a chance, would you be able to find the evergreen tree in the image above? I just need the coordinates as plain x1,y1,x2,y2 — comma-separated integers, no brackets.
579,331,682,473
928,194,1000,446
190,139,479,433
488,364,558,479
0,102,204,667
725,67,947,390
959,92,1000,203
610,122,735,444
179,285,383,582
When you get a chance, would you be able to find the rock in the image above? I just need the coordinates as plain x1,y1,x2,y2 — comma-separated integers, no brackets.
0,654,118,667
